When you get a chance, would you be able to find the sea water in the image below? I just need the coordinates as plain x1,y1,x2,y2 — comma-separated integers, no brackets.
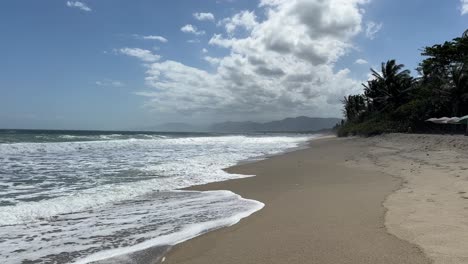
0,130,314,263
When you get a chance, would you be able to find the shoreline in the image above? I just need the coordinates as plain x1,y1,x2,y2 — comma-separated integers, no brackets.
85,134,318,264
231,133,329,167
161,136,431,264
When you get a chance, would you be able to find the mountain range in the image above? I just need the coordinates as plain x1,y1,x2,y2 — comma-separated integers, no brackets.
147,116,341,133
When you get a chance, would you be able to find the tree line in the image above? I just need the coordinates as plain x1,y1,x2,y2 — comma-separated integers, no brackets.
337,30,468,137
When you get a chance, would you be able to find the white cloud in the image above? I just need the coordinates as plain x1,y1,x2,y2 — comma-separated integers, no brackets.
365,21,382,40
221,10,258,34
204,56,221,65
355,58,368,64
187,39,201,43
462,0,468,15
134,0,370,120
66,1,91,12
193,12,215,21
202,48,208,53
96,79,124,87
118,48,160,62
181,24,205,35
141,35,168,42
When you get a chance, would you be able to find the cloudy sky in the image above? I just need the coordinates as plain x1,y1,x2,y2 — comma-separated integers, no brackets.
1,0,467,130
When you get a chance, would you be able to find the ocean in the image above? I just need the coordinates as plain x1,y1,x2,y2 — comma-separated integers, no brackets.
0,129,315,263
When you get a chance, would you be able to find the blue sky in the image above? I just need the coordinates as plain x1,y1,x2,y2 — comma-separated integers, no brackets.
0,0,467,130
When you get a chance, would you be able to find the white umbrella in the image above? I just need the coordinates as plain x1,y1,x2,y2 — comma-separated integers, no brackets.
426,116,468,136
458,115,468,136
429,117,451,124
458,115,468,125
447,117,461,124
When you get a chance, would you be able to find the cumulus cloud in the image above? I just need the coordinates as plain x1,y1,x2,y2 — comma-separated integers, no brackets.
462,0,468,15
134,0,370,120
66,1,91,12
204,56,221,65
118,48,160,62
355,58,368,64
365,21,382,40
220,10,258,34
181,24,205,35
193,12,215,21
202,48,209,53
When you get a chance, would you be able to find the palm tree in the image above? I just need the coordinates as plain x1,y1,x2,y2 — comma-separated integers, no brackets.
362,79,384,111
437,63,468,116
342,95,366,122
368,60,414,111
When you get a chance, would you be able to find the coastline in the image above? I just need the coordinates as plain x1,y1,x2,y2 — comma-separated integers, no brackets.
161,136,432,264
82,134,315,264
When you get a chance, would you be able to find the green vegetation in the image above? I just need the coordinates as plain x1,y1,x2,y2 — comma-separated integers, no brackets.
337,30,468,137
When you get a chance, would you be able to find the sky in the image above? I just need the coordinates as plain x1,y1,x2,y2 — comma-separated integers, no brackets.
0,0,467,130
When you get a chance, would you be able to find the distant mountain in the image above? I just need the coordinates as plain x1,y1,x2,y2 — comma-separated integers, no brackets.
143,116,342,133
210,116,341,132
144,122,206,132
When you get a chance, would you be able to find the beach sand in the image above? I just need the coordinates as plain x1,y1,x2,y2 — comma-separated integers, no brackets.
348,134,468,264
162,136,440,264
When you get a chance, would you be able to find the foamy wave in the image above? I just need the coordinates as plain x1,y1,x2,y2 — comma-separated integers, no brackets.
1,190,263,264
0,170,251,226
56,133,167,142
74,191,264,264
0,135,312,225
0,133,314,263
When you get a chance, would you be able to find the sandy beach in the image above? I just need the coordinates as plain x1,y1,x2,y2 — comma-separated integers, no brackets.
161,134,468,264
349,134,468,264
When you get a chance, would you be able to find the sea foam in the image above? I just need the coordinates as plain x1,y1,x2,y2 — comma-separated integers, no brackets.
0,133,313,263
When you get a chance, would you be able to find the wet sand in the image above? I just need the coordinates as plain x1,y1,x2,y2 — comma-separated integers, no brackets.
162,137,431,264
